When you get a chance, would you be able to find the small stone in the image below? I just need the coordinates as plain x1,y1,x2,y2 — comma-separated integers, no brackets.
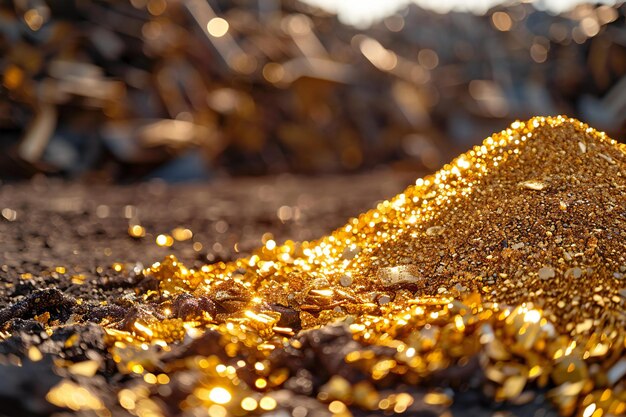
502,375,527,399
578,141,586,153
342,245,360,260
376,265,423,289
339,275,352,287
607,358,626,385
377,295,391,305
597,153,615,164
565,267,583,279
520,180,546,191
319,376,352,402
575,319,593,334
426,226,444,236
511,242,524,250
538,266,555,280
613,272,624,280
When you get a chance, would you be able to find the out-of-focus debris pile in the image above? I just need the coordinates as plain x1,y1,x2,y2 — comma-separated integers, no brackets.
0,0,625,181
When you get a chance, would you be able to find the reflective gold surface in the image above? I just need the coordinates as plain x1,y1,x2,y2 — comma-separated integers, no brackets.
106,116,626,416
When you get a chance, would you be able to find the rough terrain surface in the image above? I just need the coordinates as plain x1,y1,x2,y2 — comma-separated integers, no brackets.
0,169,559,416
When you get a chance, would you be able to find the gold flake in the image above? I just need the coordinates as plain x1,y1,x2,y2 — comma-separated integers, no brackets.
68,360,101,377
46,381,104,411
423,392,452,406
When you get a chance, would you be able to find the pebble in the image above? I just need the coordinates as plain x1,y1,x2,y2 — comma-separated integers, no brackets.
538,267,555,280
376,265,423,289
426,226,444,236
520,180,546,191
339,275,353,287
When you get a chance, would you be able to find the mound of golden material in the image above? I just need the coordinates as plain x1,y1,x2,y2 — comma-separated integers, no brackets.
109,116,626,417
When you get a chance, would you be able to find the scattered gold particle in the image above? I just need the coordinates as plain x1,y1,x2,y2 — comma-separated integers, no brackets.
27,346,43,362
34,311,50,324
46,381,104,411
68,360,101,377
259,396,277,411
424,392,452,406
129,224,146,238
241,397,258,411
71,274,86,284
208,387,232,404
172,227,193,241
1,208,17,221
156,234,174,247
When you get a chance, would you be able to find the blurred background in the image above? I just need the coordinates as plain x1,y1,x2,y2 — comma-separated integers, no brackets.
0,0,625,182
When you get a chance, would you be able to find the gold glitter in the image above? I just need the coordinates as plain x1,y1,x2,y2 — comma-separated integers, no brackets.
105,117,626,417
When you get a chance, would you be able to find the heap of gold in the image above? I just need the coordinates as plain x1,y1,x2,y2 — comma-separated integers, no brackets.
104,116,625,417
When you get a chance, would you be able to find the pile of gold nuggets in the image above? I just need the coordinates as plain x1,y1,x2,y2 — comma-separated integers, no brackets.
101,117,625,417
